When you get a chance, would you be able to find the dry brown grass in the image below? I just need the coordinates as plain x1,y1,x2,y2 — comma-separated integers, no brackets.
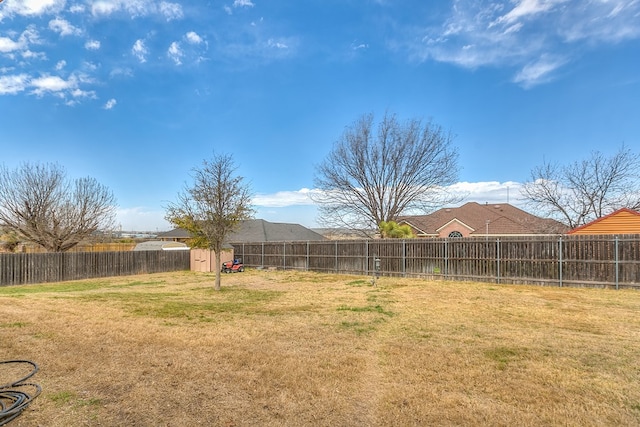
1,270,640,426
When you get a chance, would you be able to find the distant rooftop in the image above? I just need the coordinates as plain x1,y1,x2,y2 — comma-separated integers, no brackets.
157,219,327,243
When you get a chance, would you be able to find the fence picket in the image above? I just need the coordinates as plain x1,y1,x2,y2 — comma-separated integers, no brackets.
0,251,190,286
232,235,640,289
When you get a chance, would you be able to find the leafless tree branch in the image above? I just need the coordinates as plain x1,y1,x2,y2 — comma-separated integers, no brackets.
0,162,117,252
521,145,640,228
313,112,460,235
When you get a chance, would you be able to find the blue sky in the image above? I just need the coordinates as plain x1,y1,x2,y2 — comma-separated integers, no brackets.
1,0,639,231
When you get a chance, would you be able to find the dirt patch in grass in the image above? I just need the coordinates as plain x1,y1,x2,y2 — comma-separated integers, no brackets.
2,270,640,426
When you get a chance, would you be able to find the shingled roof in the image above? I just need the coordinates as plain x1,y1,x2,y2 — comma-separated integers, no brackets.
398,202,568,238
227,219,326,242
158,219,326,243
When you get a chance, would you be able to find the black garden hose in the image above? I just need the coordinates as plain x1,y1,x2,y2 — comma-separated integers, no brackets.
0,360,41,426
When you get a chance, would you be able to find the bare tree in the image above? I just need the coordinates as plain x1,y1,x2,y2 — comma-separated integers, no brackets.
521,145,640,228
313,112,460,235
165,153,253,291
0,162,117,252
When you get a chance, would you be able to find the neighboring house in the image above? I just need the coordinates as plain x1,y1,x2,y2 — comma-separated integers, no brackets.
157,219,326,243
157,228,191,244
398,202,568,238
567,208,640,235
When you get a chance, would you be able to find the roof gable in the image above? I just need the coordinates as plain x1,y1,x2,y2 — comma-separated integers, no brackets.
436,218,474,233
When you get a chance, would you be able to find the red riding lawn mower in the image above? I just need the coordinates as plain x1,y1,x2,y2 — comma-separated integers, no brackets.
222,258,245,273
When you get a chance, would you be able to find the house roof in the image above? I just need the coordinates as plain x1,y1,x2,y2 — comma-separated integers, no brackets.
228,219,326,242
398,202,568,236
157,219,327,243
568,208,640,235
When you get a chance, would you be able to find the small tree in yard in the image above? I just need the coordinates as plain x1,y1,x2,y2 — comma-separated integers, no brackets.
379,221,415,238
0,162,117,252
165,153,253,291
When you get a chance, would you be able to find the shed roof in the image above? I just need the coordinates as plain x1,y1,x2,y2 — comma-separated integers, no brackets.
568,208,640,235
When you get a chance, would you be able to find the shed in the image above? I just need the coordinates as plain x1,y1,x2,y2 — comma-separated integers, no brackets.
190,247,235,272
568,208,640,235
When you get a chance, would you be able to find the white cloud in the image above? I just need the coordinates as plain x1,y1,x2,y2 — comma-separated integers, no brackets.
89,0,184,19
70,87,96,99
513,55,567,88
159,1,183,20
267,39,288,49
30,74,76,96
116,207,172,232
0,0,65,19
0,36,22,53
444,181,525,205
131,39,148,63
82,61,99,71
351,41,369,51
24,71,93,100
185,31,203,44
21,50,47,60
233,0,254,8
91,1,119,16
0,26,41,55
109,67,133,78
55,59,66,70
48,17,82,36
104,98,117,109
412,0,640,87
167,41,182,65
490,0,567,27
69,4,85,13
85,39,101,50
253,188,318,208
0,74,29,94
252,182,526,209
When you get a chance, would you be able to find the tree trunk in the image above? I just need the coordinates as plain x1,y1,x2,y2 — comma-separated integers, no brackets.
214,249,222,291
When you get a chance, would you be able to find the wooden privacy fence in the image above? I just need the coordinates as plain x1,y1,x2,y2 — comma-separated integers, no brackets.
0,251,191,286
231,235,640,289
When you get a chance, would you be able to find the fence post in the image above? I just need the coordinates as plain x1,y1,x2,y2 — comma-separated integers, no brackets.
402,240,406,277
558,237,563,287
444,239,448,279
615,236,619,290
496,239,501,284
283,242,286,270
335,241,338,273
365,241,369,275
307,241,310,271
261,242,265,269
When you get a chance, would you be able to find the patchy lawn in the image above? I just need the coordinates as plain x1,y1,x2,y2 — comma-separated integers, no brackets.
2,270,640,426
